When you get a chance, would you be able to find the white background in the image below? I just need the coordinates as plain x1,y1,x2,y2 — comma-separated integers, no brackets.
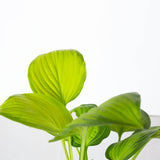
0,0,160,159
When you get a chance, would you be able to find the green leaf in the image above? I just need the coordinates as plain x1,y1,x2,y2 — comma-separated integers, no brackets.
140,109,151,129
105,127,160,160
28,49,86,105
51,92,142,142
0,94,73,136
111,109,151,141
75,92,142,129
71,104,97,117
70,104,110,147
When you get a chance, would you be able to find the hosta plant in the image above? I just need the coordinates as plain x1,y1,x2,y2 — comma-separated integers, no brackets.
0,49,160,160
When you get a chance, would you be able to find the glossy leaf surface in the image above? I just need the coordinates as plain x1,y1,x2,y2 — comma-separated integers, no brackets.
51,92,143,142
75,92,142,128
105,127,160,160
28,50,86,105
0,94,73,136
71,104,110,147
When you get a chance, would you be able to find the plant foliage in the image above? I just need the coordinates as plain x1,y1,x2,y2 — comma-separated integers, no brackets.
0,49,159,160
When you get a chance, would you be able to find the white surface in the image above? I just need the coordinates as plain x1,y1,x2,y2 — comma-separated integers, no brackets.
1,0,160,159
0,116,159,160
0,0,160,115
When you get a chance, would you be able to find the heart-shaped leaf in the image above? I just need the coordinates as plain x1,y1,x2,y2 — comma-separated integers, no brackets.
75,92,142,129
105,126,160,160
51,92,143,142
70,104,110,147
0,94,73,136
28,50,86,105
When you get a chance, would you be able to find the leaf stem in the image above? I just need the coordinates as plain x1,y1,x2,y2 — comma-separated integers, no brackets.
118,133,122,142
61,139,70,160
118,130,123,142
76,147,80,155
79,128,88,160
68,137,74,160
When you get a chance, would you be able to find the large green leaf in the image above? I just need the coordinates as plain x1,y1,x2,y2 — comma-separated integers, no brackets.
28,50,86,105
70,104,110,147
105,127,160,160
51,92,143,142
75,92,142,128
0,94,73,136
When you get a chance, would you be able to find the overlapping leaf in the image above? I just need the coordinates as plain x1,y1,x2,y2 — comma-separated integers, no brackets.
140,110,151,129
51,92,143,142
76,92,142,129
111,109,151,140
28,50,86,105
0,94,73,136
71,104,97,117
70,104,110,147
105,127,160,160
